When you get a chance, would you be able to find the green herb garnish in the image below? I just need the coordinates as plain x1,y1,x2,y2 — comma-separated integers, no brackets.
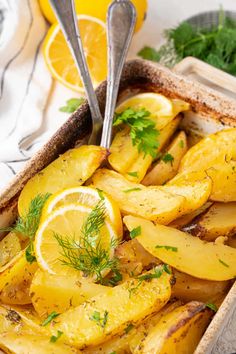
138,9,236,75
113,108,160,158
162,153,174,164
219,259,229,268
54,200,119,282
206,302,218,312
1,193,51,263
123,188,141,193
130,226,141,239
155,245,178,252
128,265,171,297
179,140,184,148
124,323,134,334
127,172,139,177
42,312,60,326
50,330,63,343
107,269,123,286
90,310,109,328
59,98,84,113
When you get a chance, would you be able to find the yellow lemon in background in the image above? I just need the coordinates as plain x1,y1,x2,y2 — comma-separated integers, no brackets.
38,0,147,32
43,15,107,92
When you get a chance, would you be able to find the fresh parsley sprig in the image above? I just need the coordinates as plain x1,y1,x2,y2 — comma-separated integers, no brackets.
138,9,236,76
113,108,160,158
54,200,119,283
59,98,84,113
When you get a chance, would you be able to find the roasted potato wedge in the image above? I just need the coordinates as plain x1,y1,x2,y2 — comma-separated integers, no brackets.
124,216,236,280
115,239,159,278
174,128,236,202
172,270,230,303
30,269,108,317
184,202,236,241
0,304,46,335
84,301,182,354
142,131,188,186
169,202,212,229
18,145,108,216
90,168,185,224
161,178,212,216
134,301,213,354
0,333,78,354
109,116,181,183
0,232,22,268
49,267,171,348
0,251,37,305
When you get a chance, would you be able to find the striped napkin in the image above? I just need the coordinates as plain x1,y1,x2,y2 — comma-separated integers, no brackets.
0,0,52,191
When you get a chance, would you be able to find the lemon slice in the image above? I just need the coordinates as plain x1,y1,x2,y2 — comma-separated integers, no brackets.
116,93,190,130
43,15,107,92
42,186,123,238
35,204,118,279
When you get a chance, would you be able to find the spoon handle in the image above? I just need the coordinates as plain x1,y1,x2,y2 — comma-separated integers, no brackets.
49,0,103,144
100,0,136,148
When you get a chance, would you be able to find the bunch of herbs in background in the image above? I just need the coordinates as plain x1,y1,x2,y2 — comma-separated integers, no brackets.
138,9,236,76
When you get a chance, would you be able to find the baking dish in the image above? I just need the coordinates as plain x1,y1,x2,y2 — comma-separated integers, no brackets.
1,58,236,353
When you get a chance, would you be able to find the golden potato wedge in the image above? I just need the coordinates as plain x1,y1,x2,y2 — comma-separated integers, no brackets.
0,250,37,305
18,145,108,216
184,202,236,241
0,333,78,354
109,116,181,183
30,269,108,317
172,270,230,303
124,216,236,281
160,177,212,216
0,232,22,268
0,304,46,335
90,169,185,224
176,128,236,202
115,239,159,277
169,202,212,229
49,266,171,348
84,301,182,354
134,301,213,354
142,131,188,186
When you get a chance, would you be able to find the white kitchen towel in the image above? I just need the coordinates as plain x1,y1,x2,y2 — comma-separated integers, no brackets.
0,0,52,191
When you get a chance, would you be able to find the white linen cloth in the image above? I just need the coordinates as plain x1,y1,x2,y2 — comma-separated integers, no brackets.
0,0,52,190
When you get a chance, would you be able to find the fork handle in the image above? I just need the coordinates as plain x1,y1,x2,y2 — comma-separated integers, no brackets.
49,0,103,144
100,0,136,148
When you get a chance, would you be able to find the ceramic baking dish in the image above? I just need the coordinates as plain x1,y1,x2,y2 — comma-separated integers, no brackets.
1,59,236,353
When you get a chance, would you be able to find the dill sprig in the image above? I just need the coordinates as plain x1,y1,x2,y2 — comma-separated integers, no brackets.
1,193,51,263
54,201,119,282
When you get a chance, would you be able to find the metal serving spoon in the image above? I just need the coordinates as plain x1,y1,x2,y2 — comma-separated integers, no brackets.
49,0,136,147
100,0,136,148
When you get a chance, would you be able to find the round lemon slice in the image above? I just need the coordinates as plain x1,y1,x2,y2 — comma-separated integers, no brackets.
35,204,118,279
42,186,123,238
116,93,174,130
43,15,107,92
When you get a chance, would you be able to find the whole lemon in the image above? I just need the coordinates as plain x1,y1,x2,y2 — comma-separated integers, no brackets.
38,0,147,32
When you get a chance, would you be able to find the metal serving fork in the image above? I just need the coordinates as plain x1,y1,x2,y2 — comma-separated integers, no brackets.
49,0,136,148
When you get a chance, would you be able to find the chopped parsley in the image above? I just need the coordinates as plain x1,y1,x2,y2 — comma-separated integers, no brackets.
59,98,84,113
162,153,174,164
127,171,139,177
206,302,218,312
124,323,134,334
130,226,141,239
90,310,109,328
113,108,160,158
155,245,178,252
219,259,229,268
42,312,60,326
123,188,141,193
50,330,63,343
